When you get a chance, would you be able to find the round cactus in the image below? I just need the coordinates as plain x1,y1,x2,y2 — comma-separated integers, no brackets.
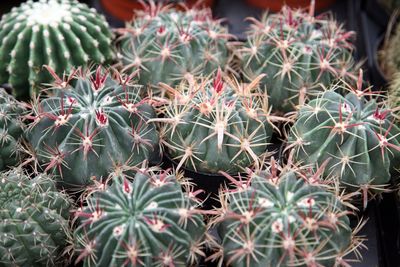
210,159,359,267
117,1,232,93
240,5,357,113
0,0,114,99
0,88,26,171
73,166,206,267
27,66,160,189
287,72,400,205
0,168,71,266
156,71,276,174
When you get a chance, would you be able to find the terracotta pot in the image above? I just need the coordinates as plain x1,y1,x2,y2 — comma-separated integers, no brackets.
100,0,214,21
245,0,336,12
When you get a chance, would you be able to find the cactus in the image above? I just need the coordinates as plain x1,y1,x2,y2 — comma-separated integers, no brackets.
240,5,357,113
380,21,400,81
388,72,400,118
287,72,400,206
27,66,161,189
73,165,206,267
116,1,232,93
0,0,114,99
0,168,71,266
155,71,277,174
209,158,361,267
0,88,26,171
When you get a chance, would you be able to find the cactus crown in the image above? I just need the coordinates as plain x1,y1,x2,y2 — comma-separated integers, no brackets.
241,5,356,113
0,0,114,99
0,168,71,266
27,65,160,189
155,71,277,174
73,165,206,267
117,0,232,91
209,157,361,267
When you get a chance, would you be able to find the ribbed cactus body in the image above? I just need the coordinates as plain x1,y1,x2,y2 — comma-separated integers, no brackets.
118,4,231,91
74,167,205,267
0,0,114,99
288,87,400,191
241,6,356,113
0,169,71,266
159,73,273,174
214,166,353,267
0,89,25,171
27,67,160,189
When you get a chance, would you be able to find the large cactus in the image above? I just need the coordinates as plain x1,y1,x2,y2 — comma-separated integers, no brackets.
287,73,400,205
0,0,114,99
0,168,71,266
117,1,232,93
156,71,276,174
27,66,160,189
240,5,357,113
0,88,26,171
209,158,360,267
73,166,206,267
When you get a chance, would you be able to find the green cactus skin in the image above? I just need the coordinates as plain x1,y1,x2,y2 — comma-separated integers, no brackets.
73,166,206,267
0,88,26,171
211,162,356,267
156,72,274,174
0,168,71,266
27,66,160,189
0,0,114,99
240,6,357,113
288,76,400,200
117,2,232,92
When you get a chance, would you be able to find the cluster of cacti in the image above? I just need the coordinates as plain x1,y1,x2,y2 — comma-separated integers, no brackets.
287,72,400,205
156,70,276,174
0,168,71,266
73,166,206,267
0,88,26,171
240,5,357,113
209,158,359,267
27,66,160,189
116,2,232,92
0,0,114,99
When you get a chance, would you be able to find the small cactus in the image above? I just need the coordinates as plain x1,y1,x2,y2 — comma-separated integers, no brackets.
27,66,161,189
73,165,206,267
116,1,233,93
240,5,357,113
0,168,71,266
0,0,114,99
209,157,362,267
0,88,26,171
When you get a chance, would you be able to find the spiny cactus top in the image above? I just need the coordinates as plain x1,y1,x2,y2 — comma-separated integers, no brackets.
241,5,357,113
73,166,206,267
0,168,71,266
288,72,400,205
0,88,26,171
117,1,232,92
210,159,358,267
27,66,160,189
0,0,114,99
156,71,277,174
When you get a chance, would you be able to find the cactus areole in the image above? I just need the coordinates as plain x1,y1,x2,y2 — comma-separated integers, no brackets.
27,66,160,189
0,0,114,99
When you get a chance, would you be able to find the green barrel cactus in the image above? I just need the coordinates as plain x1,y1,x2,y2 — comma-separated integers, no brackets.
0,168,71,266
27,66,160,189
288,75,400,203
117,2,232,92
0,88,26,171
210,160,358,267
240,5,357,113
73,166,206,267
0,0,114,99
156,71,275,174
